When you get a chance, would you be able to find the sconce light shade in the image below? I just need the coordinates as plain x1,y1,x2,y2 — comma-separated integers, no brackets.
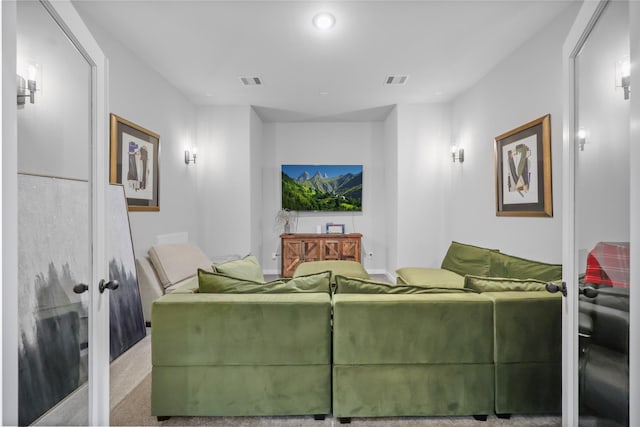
451,146,464,163
616,57,631,100
16,75,37,105
16,61,41,106
577,128,587,151
185,147,197,165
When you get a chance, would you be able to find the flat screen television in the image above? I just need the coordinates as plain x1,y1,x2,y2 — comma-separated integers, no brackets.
281,164,363,212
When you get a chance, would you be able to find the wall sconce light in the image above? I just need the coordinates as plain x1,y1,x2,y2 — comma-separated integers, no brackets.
184,147,197,165
577,128,587,151
16,61,42,106
451,146,464,163
615,56,630,100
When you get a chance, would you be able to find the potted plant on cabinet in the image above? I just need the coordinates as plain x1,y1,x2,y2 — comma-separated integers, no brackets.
274,209,297,234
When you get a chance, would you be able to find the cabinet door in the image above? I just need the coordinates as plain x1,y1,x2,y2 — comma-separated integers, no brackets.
302,240,321,262
341,239,360,261
282,239,302,277
323,240,341,260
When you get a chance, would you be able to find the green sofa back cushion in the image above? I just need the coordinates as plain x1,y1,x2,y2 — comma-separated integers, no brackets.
212,255,265,282
198,269,331,294
395,267,465,288
489,252,562,281
335,275,471,294
293,260,369,284
440,241,497,277
464,275,550,293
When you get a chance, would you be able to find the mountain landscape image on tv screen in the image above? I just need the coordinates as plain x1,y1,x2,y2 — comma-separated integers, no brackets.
282,164,363,212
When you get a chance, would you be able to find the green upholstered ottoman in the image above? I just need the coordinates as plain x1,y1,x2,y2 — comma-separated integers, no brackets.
332,293,495,418
483,291,562,415
151,292,331,417
293,260,369,284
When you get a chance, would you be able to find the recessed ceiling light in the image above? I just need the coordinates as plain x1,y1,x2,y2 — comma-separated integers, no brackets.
313,12,335,31
319,91,329,96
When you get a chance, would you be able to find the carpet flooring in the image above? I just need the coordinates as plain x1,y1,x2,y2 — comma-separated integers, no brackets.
110,373,562,427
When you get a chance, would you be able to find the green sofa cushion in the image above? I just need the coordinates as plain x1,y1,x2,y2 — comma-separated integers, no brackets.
464,275,549,292
395,267,464,288
335,275,471,294
489,251,562,281
212,255,265,282
494,362,561,414
152,365,331,417
332,293,494,364
483,291,562,363
198,269,331,294
293,260,369,284
152,293,331,366
332,364,494,417
440,241,497,277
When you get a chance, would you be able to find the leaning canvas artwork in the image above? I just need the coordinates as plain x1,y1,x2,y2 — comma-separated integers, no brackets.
18,174,90,426
107,184,147,361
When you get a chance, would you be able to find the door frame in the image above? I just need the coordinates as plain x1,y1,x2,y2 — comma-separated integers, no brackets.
562,3,608,424
1,0,109,424
562,1,638,425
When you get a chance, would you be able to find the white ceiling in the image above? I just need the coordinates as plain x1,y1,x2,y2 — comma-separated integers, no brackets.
72,0,577,122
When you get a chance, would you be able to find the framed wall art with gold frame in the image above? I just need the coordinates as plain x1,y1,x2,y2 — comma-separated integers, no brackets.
109,114,160,211
494,114,552,217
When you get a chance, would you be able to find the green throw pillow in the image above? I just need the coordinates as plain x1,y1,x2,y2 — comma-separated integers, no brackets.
212,255,265,282
464,275,550,293
335,275,473,294
440,241,497,277
198,269,331,294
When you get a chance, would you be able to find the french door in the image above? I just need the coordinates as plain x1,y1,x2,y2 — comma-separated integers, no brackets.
14,0,109,425
563,1,632,425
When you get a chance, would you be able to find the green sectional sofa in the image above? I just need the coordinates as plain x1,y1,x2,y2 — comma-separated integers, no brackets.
150,243,562,422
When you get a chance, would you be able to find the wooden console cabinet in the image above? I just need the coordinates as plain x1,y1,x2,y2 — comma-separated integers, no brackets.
280,233,362,277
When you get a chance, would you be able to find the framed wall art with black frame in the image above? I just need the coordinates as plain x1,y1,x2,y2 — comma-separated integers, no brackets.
494,114,552,217
110,114,160,211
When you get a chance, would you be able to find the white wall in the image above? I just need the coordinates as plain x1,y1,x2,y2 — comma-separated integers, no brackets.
195,105,252,259
78,13,199,258
395,103,452,269
249,108,264,260
448,4,580,263
383,107,398,277
260,122,387,274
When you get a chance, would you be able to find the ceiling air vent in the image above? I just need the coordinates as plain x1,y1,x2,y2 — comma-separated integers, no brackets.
384,75,409,85
239,76,263,86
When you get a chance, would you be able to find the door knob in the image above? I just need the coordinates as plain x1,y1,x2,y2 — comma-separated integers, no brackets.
73,283,89,294
545,281,567,297
99,279,119,294
579,286,598,298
